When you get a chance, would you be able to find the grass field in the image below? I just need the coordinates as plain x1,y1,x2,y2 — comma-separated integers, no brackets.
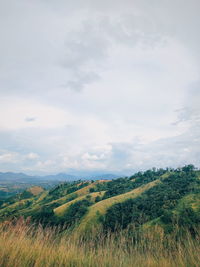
0,218,199,267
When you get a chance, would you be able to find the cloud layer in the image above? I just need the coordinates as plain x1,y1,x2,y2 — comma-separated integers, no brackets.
0,0,199,174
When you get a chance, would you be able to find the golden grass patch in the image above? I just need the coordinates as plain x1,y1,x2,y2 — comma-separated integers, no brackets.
54,191,105,216
27,186,44,196
48,180,108,206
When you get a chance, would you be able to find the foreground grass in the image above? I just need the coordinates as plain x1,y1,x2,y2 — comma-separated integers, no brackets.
0,219,200,267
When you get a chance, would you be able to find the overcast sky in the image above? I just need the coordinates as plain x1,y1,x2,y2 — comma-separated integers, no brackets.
0,0,199,175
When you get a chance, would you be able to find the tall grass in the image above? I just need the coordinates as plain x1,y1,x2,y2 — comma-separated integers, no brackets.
0,218,199,267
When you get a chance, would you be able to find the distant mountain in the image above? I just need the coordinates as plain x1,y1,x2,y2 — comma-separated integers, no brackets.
0,172,37,183
41,173,78,181
0,172,60,198
88,173,120,180
57,169,123,179
0,171,120,183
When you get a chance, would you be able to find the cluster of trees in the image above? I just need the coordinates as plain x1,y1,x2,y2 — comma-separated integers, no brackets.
161,207,200,234
0,200,33,221
60,199,92,227
32,199,93,228
103,167,200,233
41,181,89,204
0,190,34,208
0,191,14,199
91,168,168,199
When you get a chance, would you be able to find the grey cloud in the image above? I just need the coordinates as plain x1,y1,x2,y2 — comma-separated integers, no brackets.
107,130,200,173
57,0,200,93
1,0,199,97
25,117,36,122
62,72,100,92
59,20,110,91
173,81,200,126
58,13,162,92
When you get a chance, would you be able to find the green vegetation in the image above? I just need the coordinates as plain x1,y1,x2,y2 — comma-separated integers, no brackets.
75,179,160,236
103,167,200,233
0,178,59,199
0,165,199,266
0,165,199,236
54,191,104,216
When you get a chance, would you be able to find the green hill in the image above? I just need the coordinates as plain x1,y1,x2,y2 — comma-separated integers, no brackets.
75,179,161,236
0,165,199,238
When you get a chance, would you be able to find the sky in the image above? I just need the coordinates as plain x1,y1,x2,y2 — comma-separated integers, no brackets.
0,0,199,175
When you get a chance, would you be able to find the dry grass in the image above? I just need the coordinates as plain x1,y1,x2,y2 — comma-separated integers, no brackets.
35,191,49,203
0,219,199,267
27,186,44,196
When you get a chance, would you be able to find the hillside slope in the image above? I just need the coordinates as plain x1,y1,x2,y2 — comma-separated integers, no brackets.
0,166,199,238
75,179,161,236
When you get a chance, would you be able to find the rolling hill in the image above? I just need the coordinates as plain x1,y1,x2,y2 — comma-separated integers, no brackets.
0,165,199,238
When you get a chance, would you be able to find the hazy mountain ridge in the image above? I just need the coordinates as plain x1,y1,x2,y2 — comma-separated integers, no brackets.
0,171,119,182
0,171,119,199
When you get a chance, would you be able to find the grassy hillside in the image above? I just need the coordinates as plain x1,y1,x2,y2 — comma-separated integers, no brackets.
0,165,200,266
75,179,160,236
54,191,105,216
0,165,199,238
27,186,44,196
103,168,200,234
47,180,105,206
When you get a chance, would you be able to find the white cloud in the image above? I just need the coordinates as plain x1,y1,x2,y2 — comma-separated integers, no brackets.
25,153,39,160
0,151,18,163
0,97,72,130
